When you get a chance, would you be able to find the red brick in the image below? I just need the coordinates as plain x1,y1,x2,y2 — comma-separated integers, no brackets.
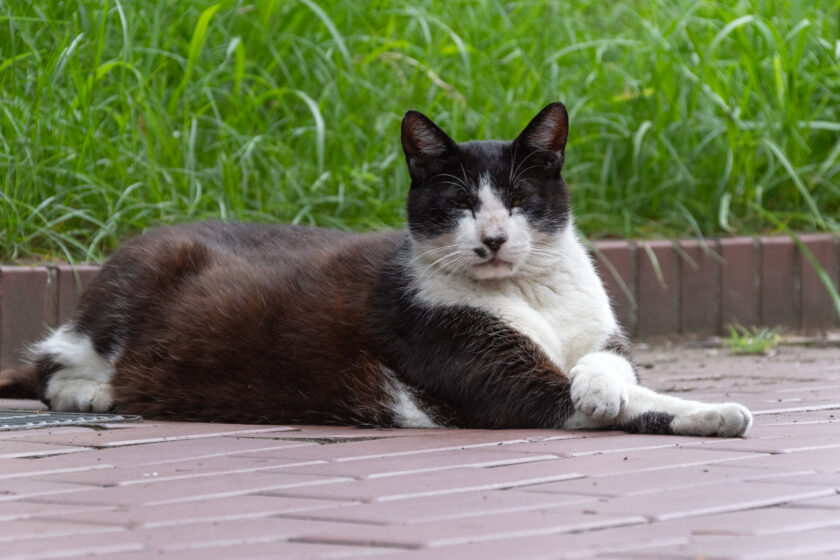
679,240,721,334
760,236,800,328
295,507,645,550
713,447,840,472
263,460,584,503
637,241,679,335
627,528,840,559
0,266,53,369
37,470,353,507
580,480,835,521
43,494,356,528
799,234,839,331
0,501,115,523
56,264,101,324
720,237,760,328
277,489,593,525
526,464,810,498
593,240,637,336
401,523,688,559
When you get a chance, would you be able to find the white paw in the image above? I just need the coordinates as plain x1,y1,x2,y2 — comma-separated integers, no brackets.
570,366,628,422
47,379,113,413
671,403,753,437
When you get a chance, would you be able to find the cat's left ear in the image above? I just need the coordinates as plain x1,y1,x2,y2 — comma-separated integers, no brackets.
513,102,569,170
401,110,458,179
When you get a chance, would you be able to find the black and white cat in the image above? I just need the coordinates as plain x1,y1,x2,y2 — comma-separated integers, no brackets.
1,103,752,436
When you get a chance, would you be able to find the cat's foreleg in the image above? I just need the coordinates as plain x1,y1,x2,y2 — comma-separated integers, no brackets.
565,351,752,437
568,351,637,421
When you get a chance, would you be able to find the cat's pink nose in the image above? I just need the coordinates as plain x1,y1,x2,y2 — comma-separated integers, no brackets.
483,235,507,252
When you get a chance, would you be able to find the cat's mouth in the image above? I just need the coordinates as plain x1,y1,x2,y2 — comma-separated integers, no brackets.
471,256,516,279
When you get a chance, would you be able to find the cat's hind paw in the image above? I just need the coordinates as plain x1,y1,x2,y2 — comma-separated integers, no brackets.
671,402,752,437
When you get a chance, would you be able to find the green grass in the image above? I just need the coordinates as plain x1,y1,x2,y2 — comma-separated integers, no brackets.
2,0,839,262
724,324,782,355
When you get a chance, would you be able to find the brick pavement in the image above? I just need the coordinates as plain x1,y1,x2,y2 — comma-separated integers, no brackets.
0,343,839,559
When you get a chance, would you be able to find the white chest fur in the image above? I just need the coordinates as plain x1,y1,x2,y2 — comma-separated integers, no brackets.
412,225,617,373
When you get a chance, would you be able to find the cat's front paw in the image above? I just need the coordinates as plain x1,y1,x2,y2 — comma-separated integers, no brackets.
671,402,752,437
569,366,628,422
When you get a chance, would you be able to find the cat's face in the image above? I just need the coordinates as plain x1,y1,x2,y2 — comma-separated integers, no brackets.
402,103,570,281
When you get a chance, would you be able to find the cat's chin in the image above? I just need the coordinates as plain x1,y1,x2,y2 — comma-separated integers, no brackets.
469,258,518,281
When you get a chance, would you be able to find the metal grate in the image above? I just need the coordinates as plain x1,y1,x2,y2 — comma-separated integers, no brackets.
0,409,142,431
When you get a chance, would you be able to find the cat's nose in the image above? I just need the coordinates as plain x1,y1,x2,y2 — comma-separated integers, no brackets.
482,234,507,252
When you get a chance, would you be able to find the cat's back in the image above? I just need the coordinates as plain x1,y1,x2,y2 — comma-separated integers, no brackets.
110,221,404,281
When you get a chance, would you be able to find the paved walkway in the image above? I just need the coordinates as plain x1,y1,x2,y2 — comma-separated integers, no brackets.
1,343,839,559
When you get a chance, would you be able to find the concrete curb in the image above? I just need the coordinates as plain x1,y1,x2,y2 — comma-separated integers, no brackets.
1,235,839,369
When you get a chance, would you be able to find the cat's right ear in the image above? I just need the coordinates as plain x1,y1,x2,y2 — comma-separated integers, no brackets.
401,111,458,179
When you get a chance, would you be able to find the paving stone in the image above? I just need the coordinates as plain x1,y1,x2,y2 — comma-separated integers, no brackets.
0,518,389,559
12,422,298,447
578,480,836,521
30,471,353,507
679,239,722,334
102,541,400,560
63,437,317,468
43,494,359,528
274,489,595,525
232,432,547,462
0,458,114,480
0,518,125,543
2,342,840,559
742,471,840,490
711,446,840,473
294,508,646,549
0,500,116,522
493,433,716,457
262,460,585,503
275,448,559,480
505,447,766,481
0,531,144,560
686,433,840,454
720,237,760,328
0,440,91,459
0,479,96,503
523,464,813,498
380,522,688,559
37,455,326,487
398,509,840,559
619,528,840,559
783,493,840,510
637,240,680,335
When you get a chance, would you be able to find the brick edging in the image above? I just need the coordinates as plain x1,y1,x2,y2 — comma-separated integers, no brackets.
2,235,839,368
592,234,840,337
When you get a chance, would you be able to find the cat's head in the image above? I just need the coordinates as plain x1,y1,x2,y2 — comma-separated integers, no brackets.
401,103,570,281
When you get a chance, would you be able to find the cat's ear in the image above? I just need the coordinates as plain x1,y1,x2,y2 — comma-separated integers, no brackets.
513,102,569,169
401,111,458,178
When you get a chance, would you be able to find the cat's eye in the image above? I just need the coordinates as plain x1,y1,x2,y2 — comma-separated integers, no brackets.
511,194,530,207
452,199,470,210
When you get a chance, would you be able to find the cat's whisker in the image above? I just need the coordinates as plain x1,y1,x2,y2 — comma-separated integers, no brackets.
409,244,462,265
511,148,540,184
417,249,468,276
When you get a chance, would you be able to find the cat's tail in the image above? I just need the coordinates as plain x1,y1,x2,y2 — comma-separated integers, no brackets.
0,364,39,399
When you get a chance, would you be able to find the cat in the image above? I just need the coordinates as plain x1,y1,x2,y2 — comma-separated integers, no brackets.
0,103,752,436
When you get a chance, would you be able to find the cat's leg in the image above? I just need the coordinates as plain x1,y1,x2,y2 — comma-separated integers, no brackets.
568,351,637,421
617,385,752,436
33,325,116,412
566,351,752,437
